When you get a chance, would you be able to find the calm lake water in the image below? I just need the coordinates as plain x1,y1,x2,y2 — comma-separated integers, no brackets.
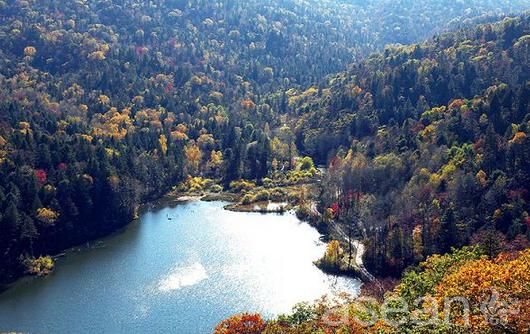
0,200,360,333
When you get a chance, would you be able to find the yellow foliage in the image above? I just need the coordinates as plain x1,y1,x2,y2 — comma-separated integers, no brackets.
448,98,466,110
197,133,215,149
184,143,202,175
88,50,106,60
171,130,188,141
179,176,214,192
105,148,119,157
19,121,31,135
412,225,423,261
431,249,530,333
63,83,85,99
25,256,54,276
440,162,457,179
132,95,144,105
207,150,223,171
428,172,441,187
99,95,110,105
476,170,487,187
19,121,30,130
324,240,342,266
176,123,188,133
229,180,256,192
493,208,503,221
302,86,318,97
0,135,6,147
91,107,131,140
78,134,93,142
419,124,436,142
36,207,59,225
159,134,168,155
209,91,224,101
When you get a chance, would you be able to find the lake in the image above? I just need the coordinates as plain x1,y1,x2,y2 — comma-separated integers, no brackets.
0,200,360,333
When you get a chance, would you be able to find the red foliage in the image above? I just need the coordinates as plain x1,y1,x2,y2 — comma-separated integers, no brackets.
57,162,67,171
507,188,528,201
410,122,425,134
448,98,466,110
331,202,340,216
135,46,148,56
164,82,174,93
35,169,47,184
214,313,265,334
473,138,485,152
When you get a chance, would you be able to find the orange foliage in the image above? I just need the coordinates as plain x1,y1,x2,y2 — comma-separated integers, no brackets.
241,99,256,110
431,249,530,333
23,46,36,57
448,98,466,110
509,131,527,145
214,313,265,334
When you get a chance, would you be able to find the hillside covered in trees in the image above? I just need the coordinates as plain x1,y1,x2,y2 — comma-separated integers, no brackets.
292,14,530,277
213,13,530,334
0,0,529,316
215,247,530,334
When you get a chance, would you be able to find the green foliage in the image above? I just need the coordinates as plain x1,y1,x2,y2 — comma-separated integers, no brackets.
315,14,530,277
229,180,257,193
297,157,316,172
253,190,271,202
397,246,484,306
0,0,528,287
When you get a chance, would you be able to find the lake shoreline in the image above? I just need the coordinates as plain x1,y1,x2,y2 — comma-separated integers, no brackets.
0,200,361,333
1,182,366,292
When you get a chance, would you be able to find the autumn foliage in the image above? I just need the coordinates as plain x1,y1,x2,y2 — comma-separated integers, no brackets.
431,249,530,333
214,313,265,334
218,248,530,334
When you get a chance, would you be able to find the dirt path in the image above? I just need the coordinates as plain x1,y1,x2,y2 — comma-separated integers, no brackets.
331,224,375,282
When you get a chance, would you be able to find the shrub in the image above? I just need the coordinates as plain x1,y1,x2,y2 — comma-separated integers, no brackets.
210,184,223,193
262,177,274,188
270,188,286,201
298,156,315,171
241,194,255,205
229,179,256,192
253,190,271,202
295,203,312,220
24,256,55,276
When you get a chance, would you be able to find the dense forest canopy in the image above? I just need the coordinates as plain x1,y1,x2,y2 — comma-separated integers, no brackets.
0,0,529,316
292,14,530,278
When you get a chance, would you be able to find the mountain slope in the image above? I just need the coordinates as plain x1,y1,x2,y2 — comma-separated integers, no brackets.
0,0,529,285
288,14,530,276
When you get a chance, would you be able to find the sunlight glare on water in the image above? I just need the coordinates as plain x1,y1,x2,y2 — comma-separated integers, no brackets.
0,200,360,334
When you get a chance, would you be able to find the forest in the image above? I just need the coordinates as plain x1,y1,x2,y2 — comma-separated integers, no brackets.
300,14,530,277
0,0,529,332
